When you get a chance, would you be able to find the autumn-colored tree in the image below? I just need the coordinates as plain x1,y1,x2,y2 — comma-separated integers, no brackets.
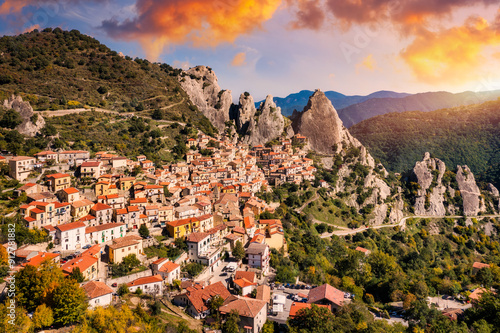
49,278,87,325
32,304,54,329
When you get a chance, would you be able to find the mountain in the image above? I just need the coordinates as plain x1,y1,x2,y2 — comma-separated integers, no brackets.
349,99,500,187
0,28,216,135
338,90,500,128
259,90,410,116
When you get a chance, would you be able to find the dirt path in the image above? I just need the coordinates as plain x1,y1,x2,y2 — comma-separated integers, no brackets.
294,193,319,214
39,108,115,117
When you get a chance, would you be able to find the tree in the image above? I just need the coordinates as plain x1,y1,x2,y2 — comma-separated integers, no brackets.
150,300,162,316
139,224,150,239
0,109,23,129
69,267,85,283
222,309,241,333
117,284,129,296
152,108,163,120
262,320,274,333
49,278,87,325
288,304,335,333
476,267,494,288
32,304,54,329
122,254,141,272
232,241,245,261
174,237,188,251
208,295,225,326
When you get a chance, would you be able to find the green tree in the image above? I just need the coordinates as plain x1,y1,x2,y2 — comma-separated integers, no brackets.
122,254,141,271
222,309,241,333
49,278,87,325
288,304,335,333
232,241,245,261
32,304,54,329
262,320,274,333
476,267,494,288
69,267,85,283
208,295,225,326
139,224,150,239
117,283,130,296
0,109,23,129
152,108,163,120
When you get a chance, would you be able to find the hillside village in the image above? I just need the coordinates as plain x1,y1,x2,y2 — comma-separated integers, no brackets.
0,130,348,332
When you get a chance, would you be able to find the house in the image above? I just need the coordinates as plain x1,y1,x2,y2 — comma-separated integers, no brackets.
246,243,270,275
271,294,286,314
97,194,125,210
118,177,135,191
58,150,90,165
15,182,43,197
355,246,371,256
307,284,344,311
82,281,114,309
172,281,231,319
85,223,126,245
71,199,94,220
90,203,113,225
45,173,71,192
80,161,102,179
219,297,268,333
20,251,60,268
9,156,36,181
55,221,87,250
114,206,142,230
107,235,143,264
152,258,181,284
127,275,163,296
61,254,99,281
289,302,331,318
95,181,118,197
34,150,59,163
186,232,222,272
57,187,80,203
472,262,490,274
232,271,257,296
166,217,199,239
469,288,489,304
21,201,71,229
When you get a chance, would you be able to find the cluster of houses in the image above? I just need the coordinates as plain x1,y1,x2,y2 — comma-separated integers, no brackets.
1,133,324,332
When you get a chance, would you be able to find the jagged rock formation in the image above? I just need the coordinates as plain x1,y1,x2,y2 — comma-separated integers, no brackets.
456,165,485,216
243,95,287,146
236,93,256,134
2,95,45,136
179,66,232,132
291,90,359,155
412,152,447,216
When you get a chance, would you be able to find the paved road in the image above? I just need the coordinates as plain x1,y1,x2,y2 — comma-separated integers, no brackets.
320,214,500,238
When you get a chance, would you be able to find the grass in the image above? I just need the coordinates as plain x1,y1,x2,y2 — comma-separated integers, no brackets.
302,196,349,227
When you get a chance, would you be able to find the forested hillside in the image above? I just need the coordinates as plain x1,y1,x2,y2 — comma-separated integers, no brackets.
350,99,500,187
0,28,216,135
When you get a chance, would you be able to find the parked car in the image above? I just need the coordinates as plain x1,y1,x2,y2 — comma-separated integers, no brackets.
112,283,118,287
53,251,61,254
305,285,311,289
277,285,285,290
220,272,228,277
60,260,67,264
74,251,81,256
82,245,91,249
300,298,308,303
301,285,306,289
287,293,293,299
285,283,290,288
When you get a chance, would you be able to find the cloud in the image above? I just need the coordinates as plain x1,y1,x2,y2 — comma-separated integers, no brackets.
288,0,325,30
231,52,247,66
22,23,40,33
173,60,192,70
0,0,106,15
356,54,377,73
400,15,500,84
101,0,282,60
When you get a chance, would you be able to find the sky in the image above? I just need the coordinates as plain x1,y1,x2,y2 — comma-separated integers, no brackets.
1,0,500,101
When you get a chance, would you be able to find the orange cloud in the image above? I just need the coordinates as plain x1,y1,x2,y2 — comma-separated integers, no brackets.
356,54,377,73
288,0,325,30
231,52,247,67
0,0,31,15
102,0,283,60
22,24,40,33
400,15,500,84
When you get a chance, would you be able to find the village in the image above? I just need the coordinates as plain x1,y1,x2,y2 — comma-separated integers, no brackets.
1,132,356,332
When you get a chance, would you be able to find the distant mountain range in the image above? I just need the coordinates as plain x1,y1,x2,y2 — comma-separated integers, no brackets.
260,89,500,128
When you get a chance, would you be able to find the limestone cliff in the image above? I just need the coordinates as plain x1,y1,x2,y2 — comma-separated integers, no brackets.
2,95,45,136
291,90,360,155
179,66,232,132
456,165,485,216
236,94,288,146
412,152,447,216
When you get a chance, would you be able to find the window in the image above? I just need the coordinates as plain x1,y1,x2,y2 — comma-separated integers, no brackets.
134,245,137,249
122,249,124,252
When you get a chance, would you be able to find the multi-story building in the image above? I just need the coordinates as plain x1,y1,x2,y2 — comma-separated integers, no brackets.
107,235,143,264
85,222,126,245
46,173,71,192
58,150,90,166
9,156,36,181
186,232,222,272
90,203,113,225
55,221,86,250
246,243,270,275
21,201,71,229
80,161,102,179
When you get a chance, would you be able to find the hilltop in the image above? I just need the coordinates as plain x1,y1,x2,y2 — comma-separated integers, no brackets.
350,99,500,187
0,28,216,135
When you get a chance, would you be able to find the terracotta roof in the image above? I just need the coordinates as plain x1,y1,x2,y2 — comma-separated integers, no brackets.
243,216,255,229
108,235,142,250
469,288,488,301
307,284,344,307
62,187,79,194
46,173,70,179
152,257,169,265
81,161,101,167
71,199,94,208
91,203,112,211
473,262,490,270
219,297,266,318
127,274,163,287
186,232,210,243
255,285,271,303
183,281,231,313
86,223,125,234
168,217,196,228
289,302,330,317
234,271,255,283
82,281,113,299
233,278,256,288
245,243,268,255
22,252,59,267
61,254,98,274
159,261,180,273
56,221,86,232
77,214,96,223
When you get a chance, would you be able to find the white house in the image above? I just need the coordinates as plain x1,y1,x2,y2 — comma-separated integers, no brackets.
55,221,86,250
127,275,163,296
246,243,270,275
152,258,181,284
186,232,222,272
85,223,126,245
82,281,114,309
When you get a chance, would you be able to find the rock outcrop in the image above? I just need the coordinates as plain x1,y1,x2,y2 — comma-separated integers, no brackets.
456,165,484,216
242,95,286,146
235,93,256,134
2,95,45,136
179,66,232,132
412,152,447,216
291,90,360,155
